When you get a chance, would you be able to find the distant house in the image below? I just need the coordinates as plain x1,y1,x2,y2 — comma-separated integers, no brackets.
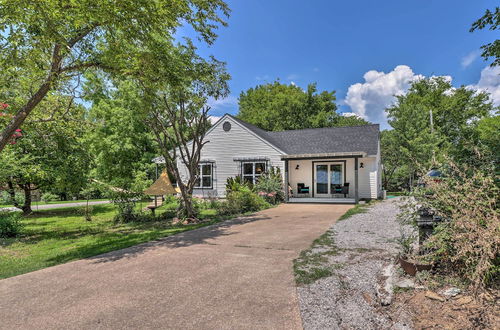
154,114,382,204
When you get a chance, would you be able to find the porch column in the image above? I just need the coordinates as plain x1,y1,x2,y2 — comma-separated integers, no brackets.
284,159,289,202
354,157,359,204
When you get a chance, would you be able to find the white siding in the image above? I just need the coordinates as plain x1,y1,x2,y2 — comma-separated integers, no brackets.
177,116,284,197
174,114,382,201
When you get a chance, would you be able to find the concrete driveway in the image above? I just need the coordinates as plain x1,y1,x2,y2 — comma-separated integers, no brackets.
0,203,352,330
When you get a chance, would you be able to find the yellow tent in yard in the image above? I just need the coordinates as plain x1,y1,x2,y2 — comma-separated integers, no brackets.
144,171,177,196
144,171,177,213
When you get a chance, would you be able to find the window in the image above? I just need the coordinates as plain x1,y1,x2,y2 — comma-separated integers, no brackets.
242,162,266,184
194,163,213,188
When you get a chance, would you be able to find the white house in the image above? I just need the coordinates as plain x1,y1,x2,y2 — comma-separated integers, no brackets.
155,114,382,204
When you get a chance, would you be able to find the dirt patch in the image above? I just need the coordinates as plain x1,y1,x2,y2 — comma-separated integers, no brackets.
389,290,499,329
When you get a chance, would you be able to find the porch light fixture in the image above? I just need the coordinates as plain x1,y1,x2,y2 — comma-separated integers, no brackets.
295,164,300,170
360,162,364,168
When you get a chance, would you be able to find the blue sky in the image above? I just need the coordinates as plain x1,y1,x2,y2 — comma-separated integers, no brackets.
186,0,499,128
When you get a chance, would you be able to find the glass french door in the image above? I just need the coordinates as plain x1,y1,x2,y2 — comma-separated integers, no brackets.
315,163,344,197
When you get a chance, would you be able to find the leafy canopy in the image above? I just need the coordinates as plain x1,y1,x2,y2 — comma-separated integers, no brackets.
384,77,496,188
470,6,500,66
237,81,369,131
0,0,230,151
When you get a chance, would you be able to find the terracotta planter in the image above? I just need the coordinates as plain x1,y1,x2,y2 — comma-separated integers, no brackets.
399,257,432,276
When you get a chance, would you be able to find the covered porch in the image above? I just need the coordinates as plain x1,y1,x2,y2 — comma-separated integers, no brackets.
282,152,366,204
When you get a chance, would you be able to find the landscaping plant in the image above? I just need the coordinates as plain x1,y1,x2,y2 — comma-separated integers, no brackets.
254,167,284,204
0,212,23,238
399,158,499,292
218,177,269,216
41,192,59,203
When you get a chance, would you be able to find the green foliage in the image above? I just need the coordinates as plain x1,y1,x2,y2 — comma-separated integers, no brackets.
0,212,23,238
0,95,91,212
237,81,369,131
470,7,500,66
84,78,157,190
218,184,269,216
338,201,376,221
254,167,284,204
0,204,228,279
0,191,23,206
111,192,141,223
0,0,230,152
400,157,499,292
384,77,496,190
77,205,94,222
293,230,342,285
41,192,59,203
475,115,500,158
225,176,251,194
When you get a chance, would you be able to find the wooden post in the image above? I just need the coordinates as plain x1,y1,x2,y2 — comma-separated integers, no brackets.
354,157,359,204
284,159,289,202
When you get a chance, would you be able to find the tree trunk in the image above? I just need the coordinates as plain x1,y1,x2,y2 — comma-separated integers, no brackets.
21,184,32,215
0,81,53,153
177,192,196,219
7,180,19,208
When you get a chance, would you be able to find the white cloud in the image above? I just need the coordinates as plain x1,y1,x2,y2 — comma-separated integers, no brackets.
461,50,481,68
209,116,221,124
345,64,499,129
341,112,359,117
313,67,320,72
207,95,238,111
468,65,500,106
287,73,299,81
344,65,424,128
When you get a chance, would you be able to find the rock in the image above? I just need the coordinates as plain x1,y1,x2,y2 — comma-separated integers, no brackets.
425,290,445,302
439,287,461,299
171,217,181,225
362,292,373,304
394,278,416,289
455,296,473,305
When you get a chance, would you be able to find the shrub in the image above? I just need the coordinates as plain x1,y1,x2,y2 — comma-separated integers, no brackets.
400,159,499,292
0,191,24,206
219,186,269,216
254,167,284,204
41,192,59,203
78,205,94,221
0,212,23,238
111,192,141,223
225,176,251,193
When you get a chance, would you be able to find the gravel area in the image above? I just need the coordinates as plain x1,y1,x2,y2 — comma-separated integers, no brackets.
297,198,414,330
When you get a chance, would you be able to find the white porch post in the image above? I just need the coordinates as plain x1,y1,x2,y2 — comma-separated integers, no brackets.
354,157,359,204
284,159,289,202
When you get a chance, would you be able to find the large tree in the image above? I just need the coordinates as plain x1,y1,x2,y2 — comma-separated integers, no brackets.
237,81,369,131
385,77,496,189
470,6,499,66
0,0,229,152
83,75,157,189
0,95,90,214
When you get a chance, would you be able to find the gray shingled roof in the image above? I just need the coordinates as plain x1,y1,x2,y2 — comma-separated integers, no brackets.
229,114,379,156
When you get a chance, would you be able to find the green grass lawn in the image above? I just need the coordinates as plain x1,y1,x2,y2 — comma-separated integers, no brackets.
0,203,221,279
0,198,109,209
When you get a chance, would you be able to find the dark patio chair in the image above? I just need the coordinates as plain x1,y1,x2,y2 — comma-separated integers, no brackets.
333,183,350,198
297,183,310,194
341,183,350,198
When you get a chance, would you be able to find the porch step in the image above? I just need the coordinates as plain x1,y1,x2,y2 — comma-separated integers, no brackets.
288,198,356,204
